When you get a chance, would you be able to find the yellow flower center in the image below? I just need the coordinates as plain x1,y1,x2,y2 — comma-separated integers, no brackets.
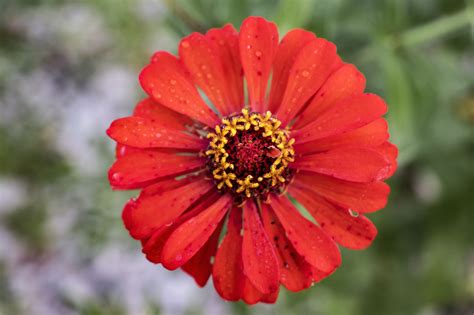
205,108,295,202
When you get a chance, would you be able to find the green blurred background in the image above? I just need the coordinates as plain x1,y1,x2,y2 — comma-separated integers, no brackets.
0,0,473,314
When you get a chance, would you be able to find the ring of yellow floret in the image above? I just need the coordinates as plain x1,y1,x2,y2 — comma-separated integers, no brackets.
205,108,295,199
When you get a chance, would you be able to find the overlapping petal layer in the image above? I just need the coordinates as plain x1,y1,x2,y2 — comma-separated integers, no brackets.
291,147,391,182
294,172,390,213
108,151,205,189
269,194,342,273
139,52,220,127
289,185,378,249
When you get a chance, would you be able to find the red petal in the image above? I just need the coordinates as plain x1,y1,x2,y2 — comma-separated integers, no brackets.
212,207,245,301
140,225,170,264
107,116,206,150
260,203,313,292
294,172,390,213
242,201,280,294
239,17,278,112
139,51,219,127
124,177,193,239
108,151,205,189
115,144,141,158
182,219,224,287
142,190,221,263
115,145,186,158
139,175,199,197
289,185,378,249
374,142,398,178
133,98,193,130
294,118,388,155
241,278,279,305
293,93,388,143
267,29,316,113
291,147,391,182
294,64,366,129
275,38,341,126
259,288,279,304
312,267,334,283
161,194,232,270
180,33,234,116
123,177,213,240
206,25,244,114
269,194,341,273
241,279,263,305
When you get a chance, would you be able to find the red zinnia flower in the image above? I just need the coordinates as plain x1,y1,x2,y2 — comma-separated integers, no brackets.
106,16,397,304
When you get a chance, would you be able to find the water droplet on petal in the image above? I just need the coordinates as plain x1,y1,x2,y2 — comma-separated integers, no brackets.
112,173,123,181
181,41,190,48
349,209,359,217
255,50,262,57
170,79,177,85
302,70,310,77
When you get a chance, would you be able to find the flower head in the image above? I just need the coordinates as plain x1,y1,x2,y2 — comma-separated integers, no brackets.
107,16,397,304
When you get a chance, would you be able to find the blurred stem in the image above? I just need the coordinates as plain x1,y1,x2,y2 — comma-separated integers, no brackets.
164,0,208,33
392,7,474,47
356,7,473,64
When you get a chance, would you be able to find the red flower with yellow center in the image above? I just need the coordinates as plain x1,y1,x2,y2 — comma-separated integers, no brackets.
106,16,397,304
